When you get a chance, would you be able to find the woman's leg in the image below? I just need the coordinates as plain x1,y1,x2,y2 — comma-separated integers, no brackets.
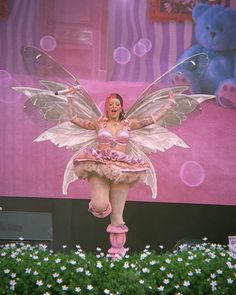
109,182,129,226
88,175,111,216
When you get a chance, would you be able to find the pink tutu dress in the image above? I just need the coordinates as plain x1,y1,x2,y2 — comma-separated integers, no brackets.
73,116,150,185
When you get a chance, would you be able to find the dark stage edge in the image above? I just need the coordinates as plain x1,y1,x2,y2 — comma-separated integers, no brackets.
0,197,235,253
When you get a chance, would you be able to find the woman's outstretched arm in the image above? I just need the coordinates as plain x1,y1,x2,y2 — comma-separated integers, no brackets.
129,91,175,130
67,96,97,130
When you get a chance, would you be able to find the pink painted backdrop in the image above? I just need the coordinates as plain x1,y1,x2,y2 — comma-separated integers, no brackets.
0,0,235,205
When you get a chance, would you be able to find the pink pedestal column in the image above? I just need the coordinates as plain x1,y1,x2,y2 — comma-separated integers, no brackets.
106,224,128,258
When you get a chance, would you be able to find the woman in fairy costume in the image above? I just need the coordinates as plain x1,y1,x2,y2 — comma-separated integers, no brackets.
68,92,175,256
14,46,213,257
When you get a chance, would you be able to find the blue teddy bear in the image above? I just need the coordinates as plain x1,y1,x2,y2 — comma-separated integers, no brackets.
171,3,236,106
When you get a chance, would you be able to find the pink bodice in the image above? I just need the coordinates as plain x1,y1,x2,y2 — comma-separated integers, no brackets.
98,128,129,149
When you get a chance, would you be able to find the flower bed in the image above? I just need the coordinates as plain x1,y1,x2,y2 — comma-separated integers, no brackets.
0,239,235,294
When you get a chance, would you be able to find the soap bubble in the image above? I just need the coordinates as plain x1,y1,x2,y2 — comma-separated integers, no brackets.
113,47,131,65
133,42,146,57
0,70,21,104
180,161,205,187
138,38,152,53
40,35,57,52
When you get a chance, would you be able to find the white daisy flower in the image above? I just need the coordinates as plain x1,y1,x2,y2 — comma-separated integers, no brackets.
183,280,190,287
188,271,193,276
36,280,43,286
227,278,233,284
139,280,144,284
163,279,169,284
96,261,103,268
4,269,10,274
195,268,201,274
62,285,68,291
142,267,150,273
157,285,164,291
87,284,93,290
9,280,16,287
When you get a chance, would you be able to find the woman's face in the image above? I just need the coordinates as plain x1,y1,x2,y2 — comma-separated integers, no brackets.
106,94,122,121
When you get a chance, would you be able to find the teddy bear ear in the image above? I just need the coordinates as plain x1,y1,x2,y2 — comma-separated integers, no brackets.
192,3,211,21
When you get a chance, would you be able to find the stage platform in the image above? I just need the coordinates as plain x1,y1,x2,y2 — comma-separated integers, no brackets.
0,197,235,253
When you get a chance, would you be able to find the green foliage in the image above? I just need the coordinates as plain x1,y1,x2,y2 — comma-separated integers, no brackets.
0,240,235,294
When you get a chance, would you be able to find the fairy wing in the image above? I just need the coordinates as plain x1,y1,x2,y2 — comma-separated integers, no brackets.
126,53,210,121
13,45,102,123
126,53,214,153
13,45,102,193
125,53,214,198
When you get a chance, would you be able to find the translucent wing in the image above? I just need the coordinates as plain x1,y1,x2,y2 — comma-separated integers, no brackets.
21,45,79,83
126,53,210,123
126,53,214,156
34,121,98,194
125,53,214,198
129,124,189,154
13,45,102,194
34,121,97,150
128,124,190,199
13,45,102,123
13,82,102,123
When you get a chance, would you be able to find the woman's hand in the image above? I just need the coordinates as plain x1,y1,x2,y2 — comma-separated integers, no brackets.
164,90,176,110
167,90,176,106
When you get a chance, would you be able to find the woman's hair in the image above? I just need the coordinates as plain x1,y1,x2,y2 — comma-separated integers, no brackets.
105,93,125,120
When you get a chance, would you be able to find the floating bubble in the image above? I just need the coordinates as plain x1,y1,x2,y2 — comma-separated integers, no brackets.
138,38,152,53
40,35,57,52
180,161,205,187
113,47,131,65
133,42,146,57
0,71,21,104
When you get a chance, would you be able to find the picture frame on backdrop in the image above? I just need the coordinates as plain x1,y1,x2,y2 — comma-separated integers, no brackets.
0,0,9,20
149,0,228,22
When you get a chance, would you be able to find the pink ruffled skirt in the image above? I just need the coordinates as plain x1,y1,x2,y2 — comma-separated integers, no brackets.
73,148,150,185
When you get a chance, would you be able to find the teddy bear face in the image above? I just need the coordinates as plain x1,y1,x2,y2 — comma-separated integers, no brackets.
194,4,236,51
